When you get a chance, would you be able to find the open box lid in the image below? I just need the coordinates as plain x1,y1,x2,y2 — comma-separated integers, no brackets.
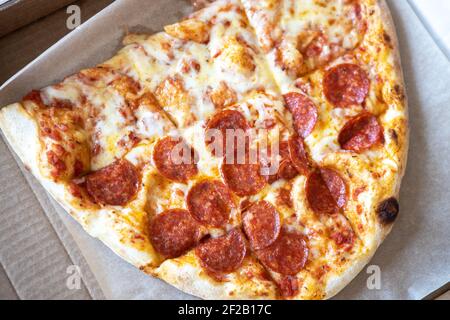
0,0,449,300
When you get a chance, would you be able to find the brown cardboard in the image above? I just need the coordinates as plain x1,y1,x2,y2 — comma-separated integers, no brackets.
0,0,114,86
0,136,95,299
0,0,75,37
0,0,449,299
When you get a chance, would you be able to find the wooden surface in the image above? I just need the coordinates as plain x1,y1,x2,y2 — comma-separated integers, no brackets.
0,0,447,301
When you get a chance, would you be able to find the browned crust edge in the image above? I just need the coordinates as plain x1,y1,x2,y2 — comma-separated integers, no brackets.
376,0,410,239
324,0,410,299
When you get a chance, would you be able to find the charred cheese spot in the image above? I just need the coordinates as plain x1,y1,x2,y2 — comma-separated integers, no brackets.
243,0,281,51
382,83,405,107
110,75,141,99
208,81,238,109
77,66,115,87
180,59,202,74
382,31,393,49
134,92,162,113
154,76,195,127
216,36,256,75
164,19,211,44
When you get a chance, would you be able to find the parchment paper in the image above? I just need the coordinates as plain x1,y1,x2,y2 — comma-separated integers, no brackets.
409,0,450,60
0,0,448,300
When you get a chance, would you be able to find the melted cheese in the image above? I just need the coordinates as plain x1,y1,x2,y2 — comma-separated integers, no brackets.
242,0,365,87
103,1,279,130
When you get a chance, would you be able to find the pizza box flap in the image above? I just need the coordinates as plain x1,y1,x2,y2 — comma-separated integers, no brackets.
0,0,76,37
0,0,449,300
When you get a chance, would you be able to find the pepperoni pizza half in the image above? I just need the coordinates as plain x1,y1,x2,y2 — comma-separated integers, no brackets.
0,0,408,300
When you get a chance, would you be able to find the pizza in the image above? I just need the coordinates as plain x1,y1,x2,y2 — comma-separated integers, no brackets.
0,0,408,300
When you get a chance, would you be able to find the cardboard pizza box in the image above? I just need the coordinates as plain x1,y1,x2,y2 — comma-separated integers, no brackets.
0,0,75,37
0,0,449,300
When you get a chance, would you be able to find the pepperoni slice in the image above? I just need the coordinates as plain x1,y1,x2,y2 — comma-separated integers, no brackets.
256,229,309,276
205,109,250,157
323,64,370,108
153,136,198,183
187,180,234,228
260,141,298,184
277,141,299,180
338,113,384,152
278,160,299,181
283,92,318,138
288,136,310,176
221,160,267,197
306,168,347,215
320,168,347,209
196,229,247,274
149,209,200,258
243,201,281,250
86,159,140,206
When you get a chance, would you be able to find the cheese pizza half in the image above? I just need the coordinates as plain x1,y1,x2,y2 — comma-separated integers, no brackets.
0,0,408,300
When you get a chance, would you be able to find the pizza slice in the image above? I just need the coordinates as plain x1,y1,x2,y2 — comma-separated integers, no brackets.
242,0,408,254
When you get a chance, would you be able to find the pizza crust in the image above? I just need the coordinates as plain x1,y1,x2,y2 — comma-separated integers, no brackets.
372,0,409,241
378,0,410,185
0,103,41,174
